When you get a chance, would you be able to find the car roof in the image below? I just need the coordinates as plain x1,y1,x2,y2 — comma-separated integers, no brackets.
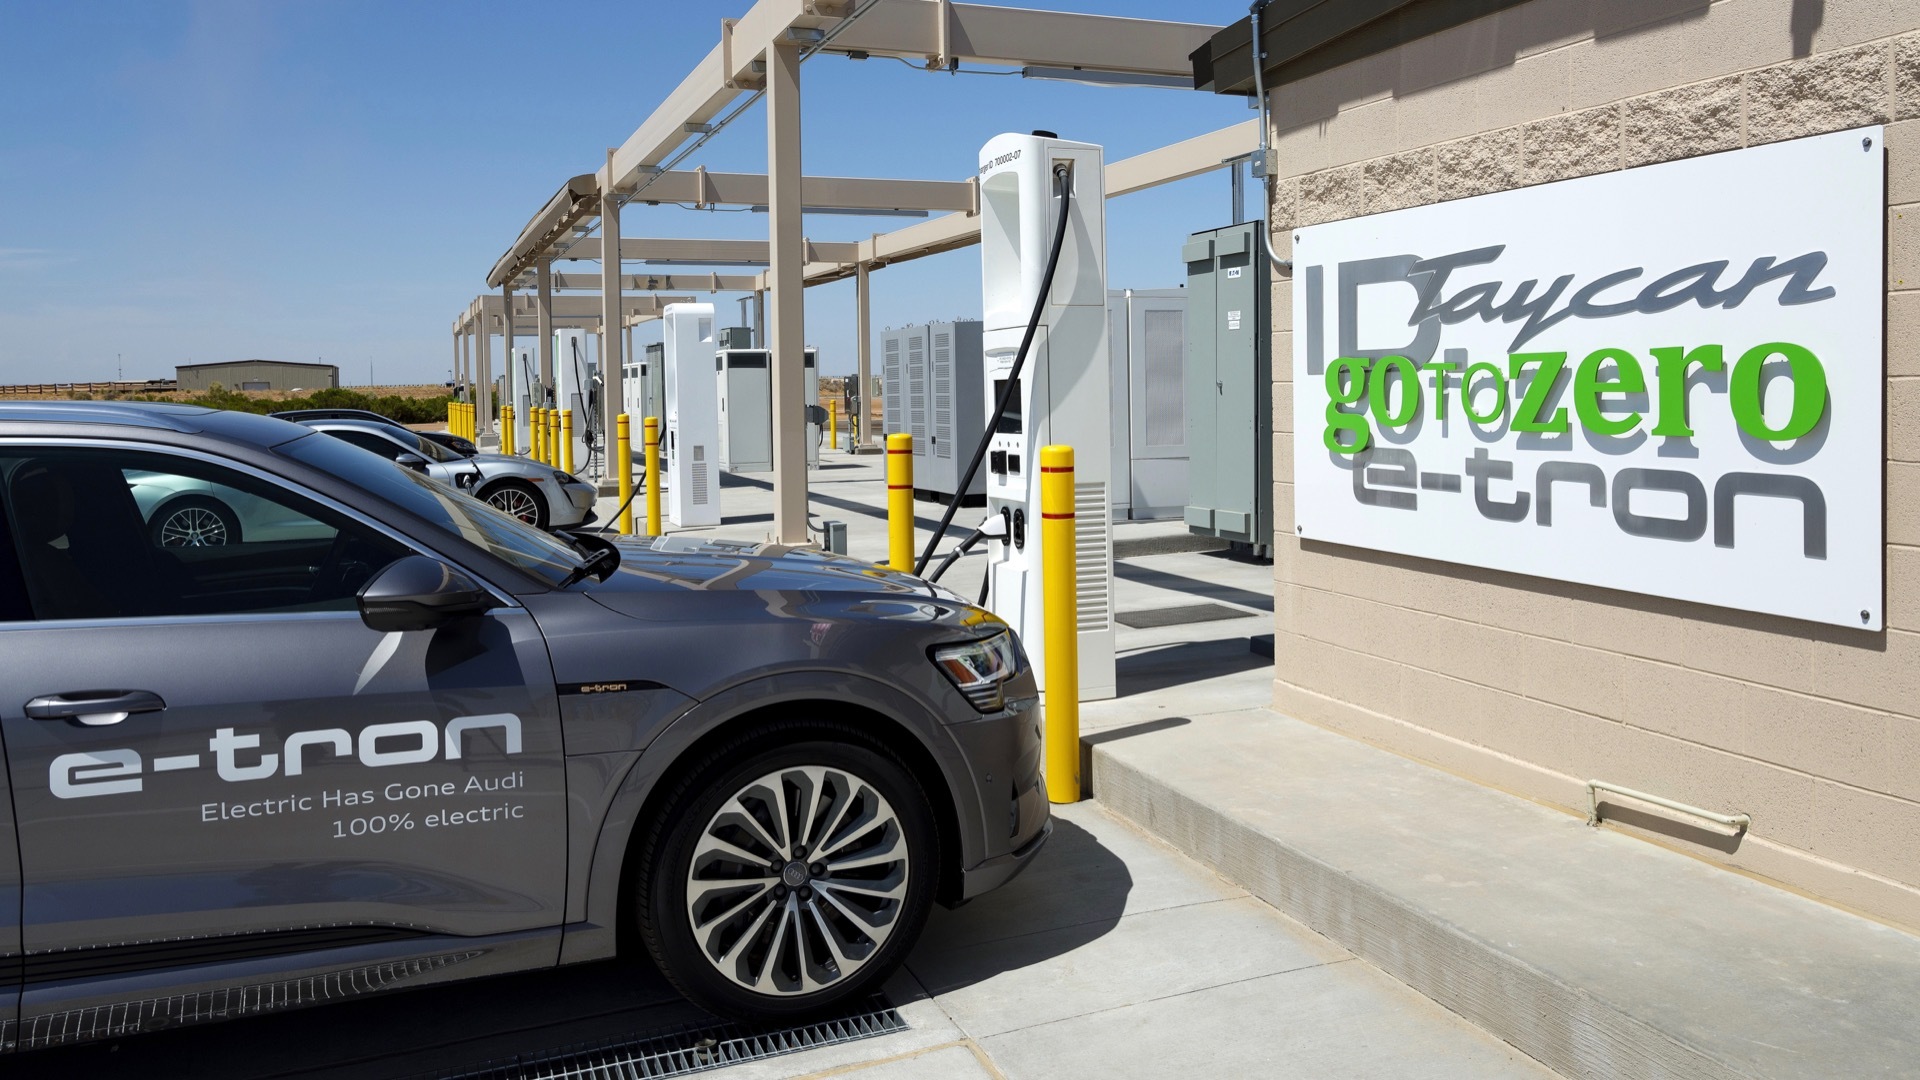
301,418,413,438
0,400,312,446
271,408,393,422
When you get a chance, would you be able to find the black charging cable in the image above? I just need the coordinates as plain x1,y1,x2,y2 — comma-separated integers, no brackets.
912,162,1075,576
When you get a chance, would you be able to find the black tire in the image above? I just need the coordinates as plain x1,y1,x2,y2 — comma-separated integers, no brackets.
480,478,548,529
149,495,241,547
633,721,939,1021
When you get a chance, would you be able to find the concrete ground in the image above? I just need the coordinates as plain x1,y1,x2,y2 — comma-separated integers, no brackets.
692,801,1555,1080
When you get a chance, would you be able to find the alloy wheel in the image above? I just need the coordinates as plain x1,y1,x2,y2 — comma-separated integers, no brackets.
158,506,229,547
487,486,540,523
684,765,910,997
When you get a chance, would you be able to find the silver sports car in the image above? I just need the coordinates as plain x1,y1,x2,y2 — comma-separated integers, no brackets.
299,418,597,530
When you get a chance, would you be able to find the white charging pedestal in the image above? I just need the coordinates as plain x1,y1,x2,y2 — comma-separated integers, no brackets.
662,304,721,527
978,132,1117,701
507,345,536,454
554,328,593,473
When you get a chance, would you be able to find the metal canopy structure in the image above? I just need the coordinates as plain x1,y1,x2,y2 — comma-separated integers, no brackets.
469,0,1236,542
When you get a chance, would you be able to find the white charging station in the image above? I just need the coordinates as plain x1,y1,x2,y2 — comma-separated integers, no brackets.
507,344,536,454
662,303,720,527
978,132,1116,701
554,328,592,472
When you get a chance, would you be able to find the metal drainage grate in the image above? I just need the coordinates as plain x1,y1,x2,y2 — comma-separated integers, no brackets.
1116,602,1258,629
442,997,906,1080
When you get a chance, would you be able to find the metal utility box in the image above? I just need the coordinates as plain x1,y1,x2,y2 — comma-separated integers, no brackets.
625,341,666,427
716,348,820,474
1106,289,1189,520
880,321,986,503
1183,222,1272,553
718,326,754,350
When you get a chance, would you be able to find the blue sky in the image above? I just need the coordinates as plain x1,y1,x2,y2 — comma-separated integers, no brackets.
0,1,1251,385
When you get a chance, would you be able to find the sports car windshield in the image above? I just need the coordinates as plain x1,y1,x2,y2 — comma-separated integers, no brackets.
278,430,582,585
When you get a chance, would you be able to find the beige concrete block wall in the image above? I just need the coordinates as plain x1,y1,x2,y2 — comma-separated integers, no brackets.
1264,0,1920,931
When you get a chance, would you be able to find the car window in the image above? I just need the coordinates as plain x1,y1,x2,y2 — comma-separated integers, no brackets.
330,428,405,459
0,448,411,621
278,430,582,585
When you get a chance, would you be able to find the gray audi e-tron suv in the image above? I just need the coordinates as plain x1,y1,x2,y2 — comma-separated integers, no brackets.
0,402,1048,1052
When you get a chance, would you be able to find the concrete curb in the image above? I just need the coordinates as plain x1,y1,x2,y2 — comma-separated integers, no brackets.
1090,745,1745,1080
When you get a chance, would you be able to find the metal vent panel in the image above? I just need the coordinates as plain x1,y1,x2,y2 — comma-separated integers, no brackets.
1073,481,1112,632
1141,308,1185,448
691,446,708,505
932,330,953,459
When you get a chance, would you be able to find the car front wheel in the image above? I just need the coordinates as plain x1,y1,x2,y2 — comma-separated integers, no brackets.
150,495,241,547
481,479,548,529
634,724,938,1020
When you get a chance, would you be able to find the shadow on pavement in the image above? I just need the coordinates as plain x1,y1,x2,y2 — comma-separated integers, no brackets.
1112,562,1273,613
907,815,1130,994
1116,638,1271,696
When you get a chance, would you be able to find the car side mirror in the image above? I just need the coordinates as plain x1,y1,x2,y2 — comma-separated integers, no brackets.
357,556,497,632
394,453,430,474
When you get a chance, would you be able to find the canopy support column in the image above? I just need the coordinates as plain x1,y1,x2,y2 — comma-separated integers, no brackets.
767,41,807,544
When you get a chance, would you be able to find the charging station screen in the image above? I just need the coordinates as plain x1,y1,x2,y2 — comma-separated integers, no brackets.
994,378,1022,433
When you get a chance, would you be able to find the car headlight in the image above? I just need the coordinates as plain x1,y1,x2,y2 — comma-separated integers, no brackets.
931,631,1022,713
551,470,573,485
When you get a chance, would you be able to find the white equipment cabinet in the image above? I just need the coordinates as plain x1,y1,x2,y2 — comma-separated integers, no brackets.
506,345,536,454
1106,289,1189,520
978,132,1116,702
880,321,986,502
663,303,720,527
716,348,820,474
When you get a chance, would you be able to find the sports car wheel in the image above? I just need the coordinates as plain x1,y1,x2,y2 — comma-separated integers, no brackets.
635,725,937,1020
150,496,241,547
481,479,548,529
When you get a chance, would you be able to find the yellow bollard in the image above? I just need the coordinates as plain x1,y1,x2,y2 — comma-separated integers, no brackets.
544,408,555,465
502,404,514,456
1040,444,1080,804
643,416,662,537
886,433,914,572
616,414,634,536
829,400,838,450
561,409,575,475
534,408,547,463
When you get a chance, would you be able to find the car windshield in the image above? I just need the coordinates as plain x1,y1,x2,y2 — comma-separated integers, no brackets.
395,428,460,463
278,430,582,585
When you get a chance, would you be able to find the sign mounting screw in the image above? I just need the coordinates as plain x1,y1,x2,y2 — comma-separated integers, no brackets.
1863,137,1873,150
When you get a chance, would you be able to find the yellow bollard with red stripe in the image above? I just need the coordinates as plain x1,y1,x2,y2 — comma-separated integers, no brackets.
616,414,634,536
1040,444,1080,804
886,433,913,572
644,416,662,537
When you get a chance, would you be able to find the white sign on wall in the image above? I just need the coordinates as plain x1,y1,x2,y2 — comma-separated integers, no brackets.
1292,126,1885,629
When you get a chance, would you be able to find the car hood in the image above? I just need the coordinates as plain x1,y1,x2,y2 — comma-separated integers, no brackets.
588,534,930,596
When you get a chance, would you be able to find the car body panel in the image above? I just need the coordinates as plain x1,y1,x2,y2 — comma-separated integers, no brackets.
0,402,1047,1049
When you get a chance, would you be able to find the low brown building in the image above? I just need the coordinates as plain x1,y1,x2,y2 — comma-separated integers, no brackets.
175,360,339,393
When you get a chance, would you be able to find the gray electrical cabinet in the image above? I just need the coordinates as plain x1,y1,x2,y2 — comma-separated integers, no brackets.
716,347,820,474
880,321,985,503
1183,223,1272,554
718,326,754,350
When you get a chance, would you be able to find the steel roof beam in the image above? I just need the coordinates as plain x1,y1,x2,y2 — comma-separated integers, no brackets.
555,236,861,266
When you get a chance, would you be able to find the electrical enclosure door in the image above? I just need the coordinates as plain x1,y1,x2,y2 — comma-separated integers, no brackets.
1183,224,1272,548
1127,291,1190,520
717,351,774,474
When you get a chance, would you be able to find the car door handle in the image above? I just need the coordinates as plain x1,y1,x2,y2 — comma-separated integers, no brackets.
24,690,167,726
